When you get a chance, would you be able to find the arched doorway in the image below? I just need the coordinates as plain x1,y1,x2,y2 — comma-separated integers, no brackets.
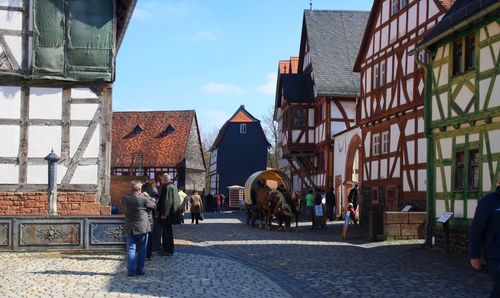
343,134,362,214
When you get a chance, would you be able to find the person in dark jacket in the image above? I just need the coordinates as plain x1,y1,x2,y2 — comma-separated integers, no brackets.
326,187,336,221
157,173,180,256
470,173,500,298
348,184,359,210
122,180,156,276
142,180,158,260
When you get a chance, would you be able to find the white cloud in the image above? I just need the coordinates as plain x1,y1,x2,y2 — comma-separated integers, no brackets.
133,0,194,20
257,72,278,96
201,82,245,96
133,7,152,19
183,31,219,43
200,110,230,129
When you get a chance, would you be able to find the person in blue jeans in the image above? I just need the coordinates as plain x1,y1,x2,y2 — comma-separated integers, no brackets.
122,180,156,276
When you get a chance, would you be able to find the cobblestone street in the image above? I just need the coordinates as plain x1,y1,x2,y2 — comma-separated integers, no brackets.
0,212,493,297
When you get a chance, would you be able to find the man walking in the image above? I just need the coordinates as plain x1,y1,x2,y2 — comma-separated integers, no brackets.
122,180,156,276
348,184,359,210
157,173,180,256
326,187,336,221
470,172,500,297
178,187,187,224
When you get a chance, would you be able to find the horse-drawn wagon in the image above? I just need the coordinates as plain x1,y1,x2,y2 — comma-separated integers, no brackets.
244,169,300,229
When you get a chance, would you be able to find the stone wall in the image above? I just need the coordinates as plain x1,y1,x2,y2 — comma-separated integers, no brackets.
0,192,109,216
383,211,426,240
434,228,469,255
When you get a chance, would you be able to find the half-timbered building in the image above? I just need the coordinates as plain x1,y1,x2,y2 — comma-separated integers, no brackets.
0,0,137,216
276,10,369,192
353,0,454,217
112,111,206,192
209,106,269,198
417,0,499,252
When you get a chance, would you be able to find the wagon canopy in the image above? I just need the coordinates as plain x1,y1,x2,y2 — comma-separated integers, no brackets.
243,169,292,205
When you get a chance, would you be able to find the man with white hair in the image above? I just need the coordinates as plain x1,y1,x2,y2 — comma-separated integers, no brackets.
470,172,500,297
157,173,181,256
122,180,156,276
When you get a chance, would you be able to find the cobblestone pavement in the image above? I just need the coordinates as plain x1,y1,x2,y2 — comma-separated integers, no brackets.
0,211,493,297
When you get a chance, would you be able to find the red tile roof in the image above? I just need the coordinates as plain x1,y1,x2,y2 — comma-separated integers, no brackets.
112,110,195,168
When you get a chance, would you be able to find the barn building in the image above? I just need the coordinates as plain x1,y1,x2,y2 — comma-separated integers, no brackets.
209,106,269,200
112,110,206,192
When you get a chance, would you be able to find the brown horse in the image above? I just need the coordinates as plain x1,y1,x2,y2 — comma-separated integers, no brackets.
252,184,271,228
269,190,294,230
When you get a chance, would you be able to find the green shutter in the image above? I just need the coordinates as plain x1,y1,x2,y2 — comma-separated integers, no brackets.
33,0,65,76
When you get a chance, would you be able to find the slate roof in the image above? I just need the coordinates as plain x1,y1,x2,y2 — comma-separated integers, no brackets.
420,0,499,48
280,73,315,103
301,10,369,97
112,110,198,168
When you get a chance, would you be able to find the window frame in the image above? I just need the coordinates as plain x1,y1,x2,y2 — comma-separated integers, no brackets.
292,108,306,128
454,150,465,192
381,131,389,154
468,149,480,192
373,134,381,156
374,65,380,89
464,33,476,72
391,0,399,15
381,62,386,86
240,123,247,134
452,33,476,77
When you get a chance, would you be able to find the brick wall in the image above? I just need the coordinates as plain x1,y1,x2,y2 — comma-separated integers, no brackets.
0,192,109,216
110,175,147,214
383,211,426,240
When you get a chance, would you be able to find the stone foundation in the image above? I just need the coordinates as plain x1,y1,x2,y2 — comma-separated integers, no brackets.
383,211,426,240
0,192,110,216
434,228,469,255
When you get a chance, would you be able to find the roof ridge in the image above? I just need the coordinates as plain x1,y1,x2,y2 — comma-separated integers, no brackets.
305,9,370,13
113,109,195,114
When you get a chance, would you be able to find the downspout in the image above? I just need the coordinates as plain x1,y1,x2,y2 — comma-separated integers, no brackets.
414,49,435,248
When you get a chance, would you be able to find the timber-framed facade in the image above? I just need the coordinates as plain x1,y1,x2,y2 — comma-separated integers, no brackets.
417,0,500,252
353,0,452,218
0,0,137,216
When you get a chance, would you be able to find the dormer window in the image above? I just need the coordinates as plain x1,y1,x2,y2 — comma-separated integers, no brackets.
133,125,143,135
165,125,175,135
240,124,247,134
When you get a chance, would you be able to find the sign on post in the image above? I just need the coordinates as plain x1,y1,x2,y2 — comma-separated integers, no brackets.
437,212,453,223
401,205,412,212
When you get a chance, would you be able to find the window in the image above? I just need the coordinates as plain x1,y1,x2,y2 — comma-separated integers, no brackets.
455,151,465,191
133,125,143,135
400,0,409,9
292,109,305,128
381,62,386,86
165,125,175,135
374,65,380,88
392,0,399,15
373,134,380,156
382,131,389,154
469,150,480,191
453,39,463,76
465,34,476,72
240,123,247,134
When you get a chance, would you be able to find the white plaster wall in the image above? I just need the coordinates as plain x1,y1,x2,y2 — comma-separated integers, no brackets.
366,68,371,93
331,103,342,119
444,165,451,192
0,86,21,119
381,0,389,23
479,78,491,109
0,164,18,183
407,140,415,164
405,118,415,136
390,19,397,43
469,133,479,142
331,122,345,136
467,199,478,219
27,164,47,184
417,117,424,134
374,31,380,53
343,101,356,120
418,169,426,191
380,158,387,178
364,132,371,157
418,138,426,164
71,88,98,99
483,162,493,192
479,47,493,73
0,10,22,30
0,0,22,6
371,160,378,180
308,130,314,143
0,125,19,157
403,173,410,192
428,0,439,18
28,126,61,157
436,166,443,193
71,103,98,120
292,130,300,143
418,0,427,26
308,108,314,127
489,129,500,156
489,75,500,108
71,165,98,184
29,88,62,119
381,25,388,50
393,158,400,178
435,199,445,217
408,5,417,32
454,200,464,218
456,135,465,144
398,13,407,37
70,126,100,158
4,35,22,66
386,89,392,110
432,95,440,121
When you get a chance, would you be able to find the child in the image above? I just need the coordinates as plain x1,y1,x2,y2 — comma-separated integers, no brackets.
347,203,359,225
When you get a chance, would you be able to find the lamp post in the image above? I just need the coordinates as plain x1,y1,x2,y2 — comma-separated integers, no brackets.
45,149,60,216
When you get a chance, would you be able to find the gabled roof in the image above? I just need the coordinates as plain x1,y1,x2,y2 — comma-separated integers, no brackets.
353,0,452,72
419,0,499,49
210,106,269,151
299,10,369,97
281,73,315,103
112,110,198,168
116,0,138,50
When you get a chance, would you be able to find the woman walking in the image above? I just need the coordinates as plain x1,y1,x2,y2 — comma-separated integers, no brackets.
190,191,203,224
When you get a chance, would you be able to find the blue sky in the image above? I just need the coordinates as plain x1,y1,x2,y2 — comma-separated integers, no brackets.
114,0,374,139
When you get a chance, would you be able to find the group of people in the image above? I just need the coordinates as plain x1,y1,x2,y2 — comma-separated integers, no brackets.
121,173,204,277
204,193,226,212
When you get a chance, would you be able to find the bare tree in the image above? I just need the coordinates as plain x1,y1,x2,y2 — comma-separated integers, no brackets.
262,105,279,169
200,126,220,193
